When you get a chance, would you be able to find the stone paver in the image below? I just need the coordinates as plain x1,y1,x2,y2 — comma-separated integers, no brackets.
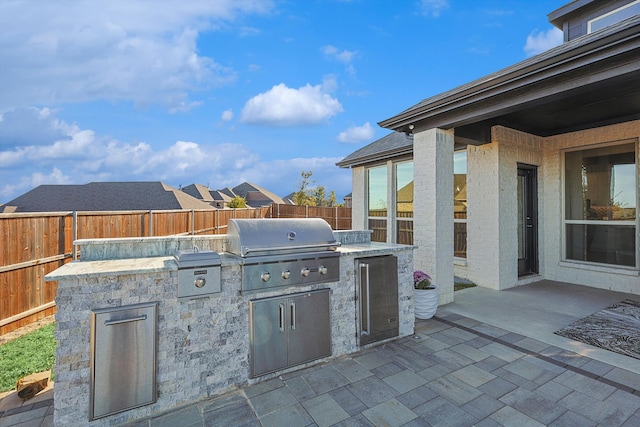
3,313,640,427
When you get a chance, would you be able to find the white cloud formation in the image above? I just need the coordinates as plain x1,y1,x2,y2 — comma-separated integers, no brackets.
420,0,449,17
240,79,343,126
0,0,274,111
337,122,374,143
221,109,234,121
322,45,357,63
0,107,352,202
524,27,563,57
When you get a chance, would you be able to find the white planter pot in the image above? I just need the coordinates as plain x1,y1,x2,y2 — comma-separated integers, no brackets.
414,285,438,319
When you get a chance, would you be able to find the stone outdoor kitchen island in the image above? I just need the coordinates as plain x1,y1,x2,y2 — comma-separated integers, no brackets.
45,229,414,426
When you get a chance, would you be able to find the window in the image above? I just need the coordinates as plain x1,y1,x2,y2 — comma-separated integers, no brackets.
588,0,640,33
564,141,637,267
366,160,414,244
454,151,467,258
368,165,387,242
396,162,414,245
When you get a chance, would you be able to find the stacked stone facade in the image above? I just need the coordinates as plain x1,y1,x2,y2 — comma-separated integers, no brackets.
48,232,414,426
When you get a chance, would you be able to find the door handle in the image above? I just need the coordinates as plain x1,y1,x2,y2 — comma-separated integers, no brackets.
278,303,285,332
290,301,296,330
104,314,147,326
360,263,371,336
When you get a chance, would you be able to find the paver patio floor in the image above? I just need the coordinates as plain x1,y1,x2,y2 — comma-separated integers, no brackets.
2,281,640,426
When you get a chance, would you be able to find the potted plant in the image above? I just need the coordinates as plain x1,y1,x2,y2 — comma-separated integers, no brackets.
413,270,438,319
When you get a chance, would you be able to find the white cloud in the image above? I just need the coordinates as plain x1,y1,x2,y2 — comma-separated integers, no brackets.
524,27,563,57
240,80,343,127
420,0,449,17
0,107,352,202
322,45,357,63
221,109,234,121
0,0,274,111
338,122,374,143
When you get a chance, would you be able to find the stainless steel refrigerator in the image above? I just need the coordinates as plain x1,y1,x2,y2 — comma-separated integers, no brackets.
356,255,399,346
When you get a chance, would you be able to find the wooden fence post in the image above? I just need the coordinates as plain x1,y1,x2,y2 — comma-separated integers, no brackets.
72,211,78,260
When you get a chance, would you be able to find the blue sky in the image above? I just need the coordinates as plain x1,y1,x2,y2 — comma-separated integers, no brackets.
0,0,565,204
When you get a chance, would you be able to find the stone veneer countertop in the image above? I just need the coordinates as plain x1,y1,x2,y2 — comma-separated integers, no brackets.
45,241,412,281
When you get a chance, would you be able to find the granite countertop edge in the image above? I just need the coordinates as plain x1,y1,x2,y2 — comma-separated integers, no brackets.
45,243,415,281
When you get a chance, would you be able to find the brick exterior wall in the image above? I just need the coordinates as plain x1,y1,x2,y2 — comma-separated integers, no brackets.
351,167,366,230
458,127,544,290
542,120,640,294
413,128,455,304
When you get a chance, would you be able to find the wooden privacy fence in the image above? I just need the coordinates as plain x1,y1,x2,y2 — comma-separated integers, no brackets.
0,204,351,335
269,204,352,230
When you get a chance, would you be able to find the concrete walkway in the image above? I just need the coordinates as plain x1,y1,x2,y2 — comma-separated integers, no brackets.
2,280,640,426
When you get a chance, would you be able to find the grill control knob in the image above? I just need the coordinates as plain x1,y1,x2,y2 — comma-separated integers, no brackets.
319,266,328,275
261,272,271,282
282,270,291,279
301,267,310,277
194,277,206,288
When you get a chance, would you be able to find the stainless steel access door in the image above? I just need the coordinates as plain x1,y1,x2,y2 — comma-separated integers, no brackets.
249,289,331,378
90,302,158,420
287,290,331,367
357,256,399,346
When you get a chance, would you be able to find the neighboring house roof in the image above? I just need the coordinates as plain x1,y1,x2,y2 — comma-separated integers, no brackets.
1,182,214,212
282,192,297,204
181,183,214,202
180,182,290,208
337,132,413,168
232,182,287,208
378,14,639,143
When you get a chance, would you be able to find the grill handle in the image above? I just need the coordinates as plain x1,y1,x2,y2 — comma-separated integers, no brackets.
240,242,340,256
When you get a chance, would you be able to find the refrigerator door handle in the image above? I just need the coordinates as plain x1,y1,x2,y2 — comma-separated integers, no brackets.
360,263,371,336
279,303,285,332
290,301,296,330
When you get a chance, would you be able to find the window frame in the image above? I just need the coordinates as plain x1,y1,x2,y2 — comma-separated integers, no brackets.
366,164,389,243
395,160,414,245
454,149,468,259
561,139,638,270
588,0,640,33
365,158,414,244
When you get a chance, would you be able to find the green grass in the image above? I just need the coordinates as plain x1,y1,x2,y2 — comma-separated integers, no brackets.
0,323,56,392
454,281,477,292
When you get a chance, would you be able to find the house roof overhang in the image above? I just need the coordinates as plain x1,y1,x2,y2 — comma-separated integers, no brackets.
378,16,640,146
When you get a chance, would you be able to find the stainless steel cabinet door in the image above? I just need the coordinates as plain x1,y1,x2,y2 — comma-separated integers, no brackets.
287,290,331,367
249,289,331,378
90,302,157,420
357,256,399,346
249,297,288,377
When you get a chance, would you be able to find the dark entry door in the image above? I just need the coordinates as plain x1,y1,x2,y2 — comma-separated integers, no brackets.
517,165,538,276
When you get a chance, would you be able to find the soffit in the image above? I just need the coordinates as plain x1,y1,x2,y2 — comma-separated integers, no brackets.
379,16,640,145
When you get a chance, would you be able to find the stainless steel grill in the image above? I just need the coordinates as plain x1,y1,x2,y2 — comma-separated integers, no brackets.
226,218,340,292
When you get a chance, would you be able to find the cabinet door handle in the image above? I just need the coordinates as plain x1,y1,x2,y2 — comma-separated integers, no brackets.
279,303,285,332
360,263,370,336
290,301,296,330
104,314,147,326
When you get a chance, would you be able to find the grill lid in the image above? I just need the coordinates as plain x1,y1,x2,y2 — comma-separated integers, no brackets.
226,218,340,257
174,247,221,268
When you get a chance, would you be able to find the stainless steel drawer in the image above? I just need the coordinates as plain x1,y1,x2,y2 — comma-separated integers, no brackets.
90,302,158,420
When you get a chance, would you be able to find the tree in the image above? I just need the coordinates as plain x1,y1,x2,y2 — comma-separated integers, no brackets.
293,170,315,205
227,196,247,208
293,170,340,207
